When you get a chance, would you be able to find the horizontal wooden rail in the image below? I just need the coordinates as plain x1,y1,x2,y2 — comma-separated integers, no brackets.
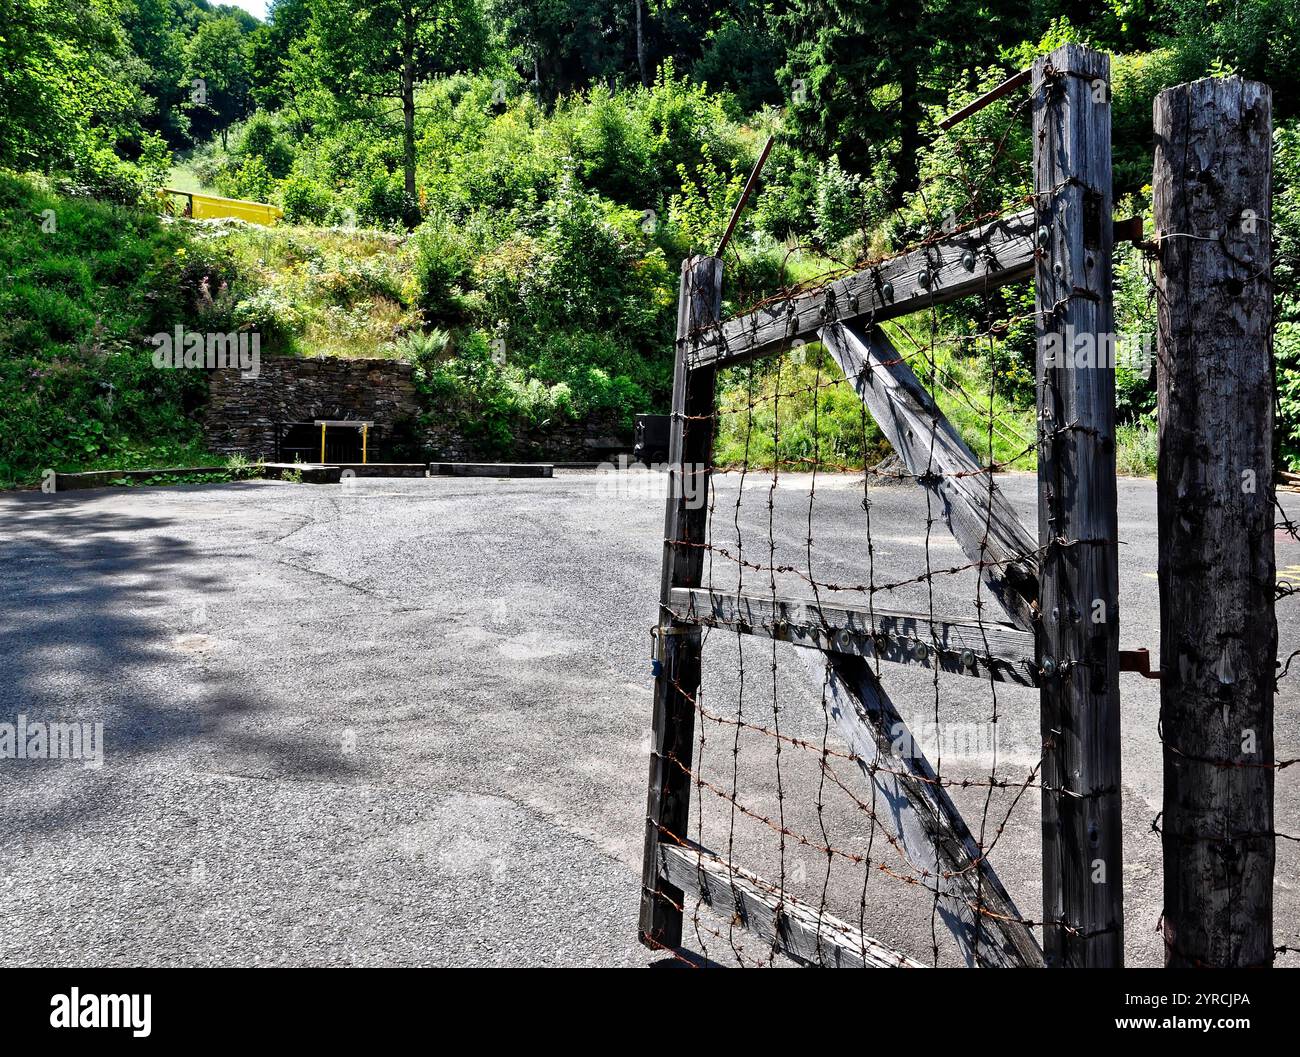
656,841,925,967
669,587,1039,686
689,207,1037,370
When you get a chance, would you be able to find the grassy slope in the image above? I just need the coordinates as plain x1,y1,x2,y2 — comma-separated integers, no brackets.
0,172,424,486
204,221,419,359
0,170,1157,488
165,161,214,195
0,171,211,486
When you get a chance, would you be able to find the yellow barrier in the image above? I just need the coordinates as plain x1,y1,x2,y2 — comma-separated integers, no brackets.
315,420,373,465
160,188,284,226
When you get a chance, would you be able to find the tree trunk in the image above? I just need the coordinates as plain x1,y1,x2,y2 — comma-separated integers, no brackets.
1154,75,1275,969
894,60,922,205
635,0,648,87
401,12,419,230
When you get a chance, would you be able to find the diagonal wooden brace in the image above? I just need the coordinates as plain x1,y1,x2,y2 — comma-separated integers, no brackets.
801,648,1044,967
819,320,1040,632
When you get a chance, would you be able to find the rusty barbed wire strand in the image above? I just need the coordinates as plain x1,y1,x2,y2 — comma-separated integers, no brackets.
680,679,1076,791
653,768,1069,940
650,69,1294,969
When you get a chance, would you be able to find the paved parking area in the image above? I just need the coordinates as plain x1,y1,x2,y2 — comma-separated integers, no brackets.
1,471,1296,965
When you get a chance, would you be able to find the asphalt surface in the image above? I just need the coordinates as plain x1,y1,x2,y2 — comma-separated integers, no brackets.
1,470,1296,966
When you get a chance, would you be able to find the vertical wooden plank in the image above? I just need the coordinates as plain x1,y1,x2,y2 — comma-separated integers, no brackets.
639,254,722,950
1153,77,1275,968
1032,44,1124,967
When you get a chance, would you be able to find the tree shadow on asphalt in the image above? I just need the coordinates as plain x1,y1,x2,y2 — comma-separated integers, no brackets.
0,489,359,840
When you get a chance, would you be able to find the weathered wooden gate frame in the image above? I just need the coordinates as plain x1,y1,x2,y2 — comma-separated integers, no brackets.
639,44,1124,968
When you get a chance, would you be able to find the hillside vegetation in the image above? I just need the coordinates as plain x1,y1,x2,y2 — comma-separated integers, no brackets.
3,1,1300,487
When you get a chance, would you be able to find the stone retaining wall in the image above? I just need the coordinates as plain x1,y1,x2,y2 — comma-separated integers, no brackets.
422,412,627,463
204,356,419,458
204,355,631,462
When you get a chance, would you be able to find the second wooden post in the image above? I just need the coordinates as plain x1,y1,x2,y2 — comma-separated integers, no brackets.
1032,43,1125,967
1153,76,1275,968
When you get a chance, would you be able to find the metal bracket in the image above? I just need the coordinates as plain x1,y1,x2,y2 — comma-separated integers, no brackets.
1113,215,1159,255
1119,647,1161,680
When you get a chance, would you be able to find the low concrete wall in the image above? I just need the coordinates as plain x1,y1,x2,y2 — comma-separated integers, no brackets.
429,463,553,478
333,463,427,478
259,463,342,483
53,467,230,491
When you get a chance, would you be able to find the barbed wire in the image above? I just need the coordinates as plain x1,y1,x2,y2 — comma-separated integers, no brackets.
651,77,1058,968
649,64,1297,969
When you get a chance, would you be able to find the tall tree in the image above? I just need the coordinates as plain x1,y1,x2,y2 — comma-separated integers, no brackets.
0,0,157,186
248,0,313,112
777,0,1032,205
303,0,490,227
122,0,191,144
1160,0,1300,122
492,0,629,100
184,15,253,148
635,0,648,86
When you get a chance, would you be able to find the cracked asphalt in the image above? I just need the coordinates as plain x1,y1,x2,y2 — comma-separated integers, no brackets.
1,471,1296,966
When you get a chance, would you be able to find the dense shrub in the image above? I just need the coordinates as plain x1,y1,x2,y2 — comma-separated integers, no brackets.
280,171,333,224
236,112,295,180
1274,120,1300,471
0,171,207,485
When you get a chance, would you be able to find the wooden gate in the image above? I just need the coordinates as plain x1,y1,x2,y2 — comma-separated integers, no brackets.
638,44,1126,968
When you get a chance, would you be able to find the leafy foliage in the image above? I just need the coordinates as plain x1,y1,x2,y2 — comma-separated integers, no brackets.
4,0,1300,482
0,171,207,485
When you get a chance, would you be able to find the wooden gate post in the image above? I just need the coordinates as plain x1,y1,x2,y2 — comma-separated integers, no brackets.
1032,43,1125,967
639,254,722,950
1153,77,1275,968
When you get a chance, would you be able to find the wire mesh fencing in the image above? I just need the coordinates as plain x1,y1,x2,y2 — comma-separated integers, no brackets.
642,48,1294,969
641,75,1064,966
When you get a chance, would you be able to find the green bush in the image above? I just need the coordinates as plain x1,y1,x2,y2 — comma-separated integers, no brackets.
752,141,819,242
0,170,214,486
811,154,863,248
410,214,474,323
358,169,413,228
1117,416,1160,477
217,154,276,202
1113,202,1158,423
235,112,295,180
1274,120,1300,471
280,172,333,224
